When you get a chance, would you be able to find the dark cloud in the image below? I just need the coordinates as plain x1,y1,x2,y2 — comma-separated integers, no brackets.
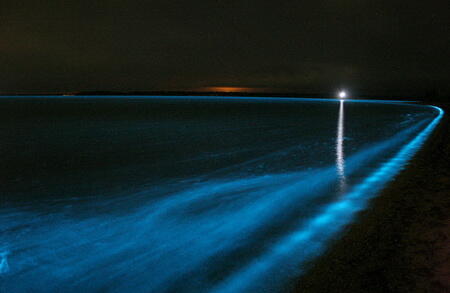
1,0,449,95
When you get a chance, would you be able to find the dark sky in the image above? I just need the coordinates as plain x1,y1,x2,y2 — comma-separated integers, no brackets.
1,0,449,95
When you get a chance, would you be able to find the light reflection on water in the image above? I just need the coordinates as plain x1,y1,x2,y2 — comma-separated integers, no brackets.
0,98,443,293
336,99,346,193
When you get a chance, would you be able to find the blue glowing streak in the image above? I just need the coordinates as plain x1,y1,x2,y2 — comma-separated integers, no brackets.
0,251,9,274
211,106,443,293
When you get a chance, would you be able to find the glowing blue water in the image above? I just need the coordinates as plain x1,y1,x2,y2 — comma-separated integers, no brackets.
0,97,443,292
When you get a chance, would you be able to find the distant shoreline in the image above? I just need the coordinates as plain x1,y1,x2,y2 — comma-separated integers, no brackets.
0,91,436,102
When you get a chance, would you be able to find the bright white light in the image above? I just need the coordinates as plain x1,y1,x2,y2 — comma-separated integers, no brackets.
338,91,347,99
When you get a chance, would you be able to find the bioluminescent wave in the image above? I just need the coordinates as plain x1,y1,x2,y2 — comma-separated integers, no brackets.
0,97,443,292
212,105,443,293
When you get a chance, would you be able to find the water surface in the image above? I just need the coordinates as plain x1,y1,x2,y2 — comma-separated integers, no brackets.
0,96,443,292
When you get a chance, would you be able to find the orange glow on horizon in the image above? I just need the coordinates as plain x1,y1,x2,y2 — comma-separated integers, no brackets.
200,87,258,93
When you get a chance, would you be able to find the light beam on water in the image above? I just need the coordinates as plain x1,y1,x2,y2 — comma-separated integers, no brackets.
336,99,346,193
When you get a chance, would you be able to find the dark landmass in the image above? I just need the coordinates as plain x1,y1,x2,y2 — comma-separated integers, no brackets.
1,90,358,99
294,99,450,293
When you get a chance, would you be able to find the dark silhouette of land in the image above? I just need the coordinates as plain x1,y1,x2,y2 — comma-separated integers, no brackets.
2,89,448,103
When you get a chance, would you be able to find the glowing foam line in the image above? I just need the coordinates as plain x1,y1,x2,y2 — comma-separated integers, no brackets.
212,106,443,293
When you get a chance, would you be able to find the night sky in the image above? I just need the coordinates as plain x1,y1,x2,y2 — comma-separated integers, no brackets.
1,1,449,96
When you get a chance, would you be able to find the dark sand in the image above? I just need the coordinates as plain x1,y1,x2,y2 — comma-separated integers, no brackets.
295,102,450,293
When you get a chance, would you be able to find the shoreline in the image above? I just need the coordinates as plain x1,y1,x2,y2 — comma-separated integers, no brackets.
294,101,450,292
